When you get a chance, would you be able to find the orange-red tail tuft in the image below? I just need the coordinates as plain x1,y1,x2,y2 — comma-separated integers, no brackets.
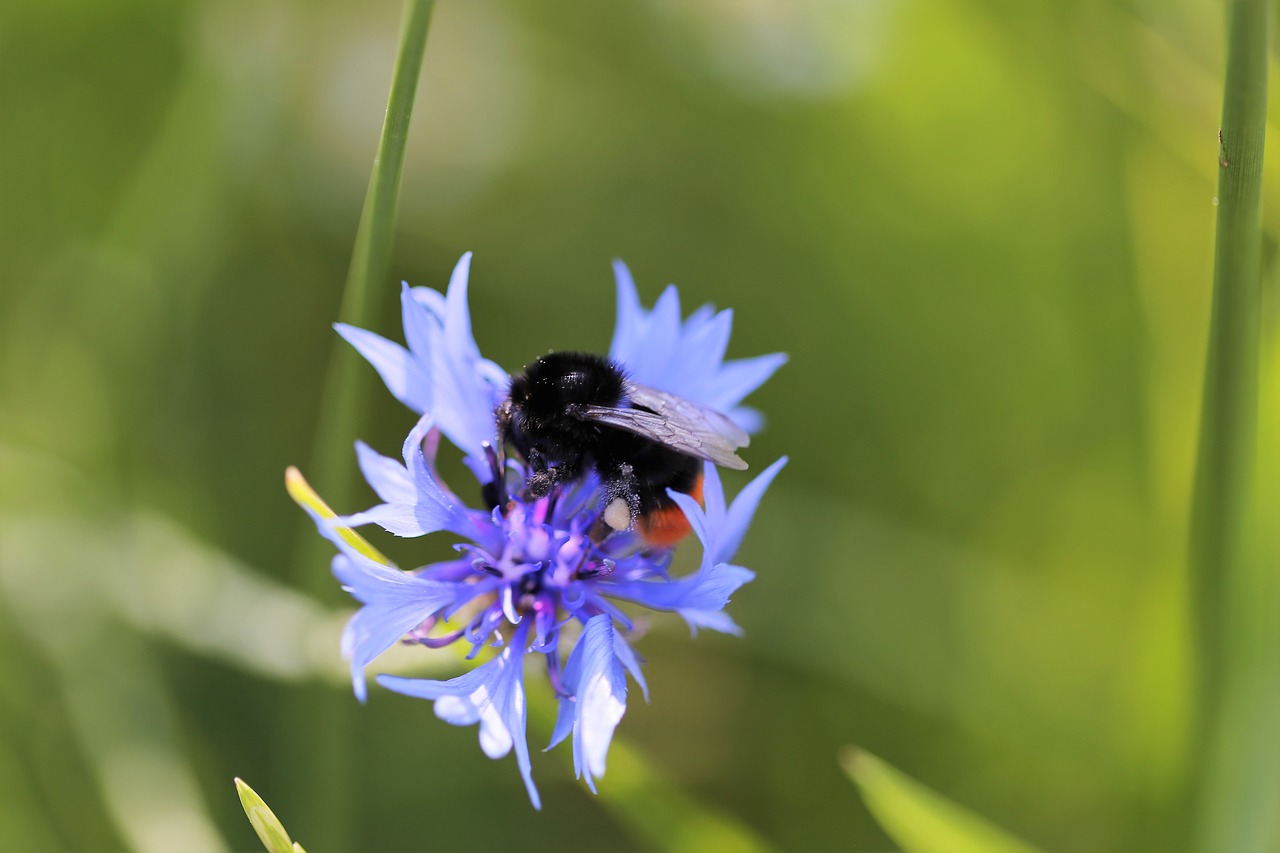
637,471,704,546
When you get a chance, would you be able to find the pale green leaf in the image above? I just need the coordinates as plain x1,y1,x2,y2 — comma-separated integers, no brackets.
840,748,1042,853
234,777,296,853
285,466,392,567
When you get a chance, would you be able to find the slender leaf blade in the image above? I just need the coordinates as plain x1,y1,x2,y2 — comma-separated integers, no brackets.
301,0,438,537
235,778,295,853
840,748,1041,853
1189,0,1270,848
285,466,392,567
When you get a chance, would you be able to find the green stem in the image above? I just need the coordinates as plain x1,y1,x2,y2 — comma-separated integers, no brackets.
302,0,437,580
1190,0,1268,848
280,2,436,848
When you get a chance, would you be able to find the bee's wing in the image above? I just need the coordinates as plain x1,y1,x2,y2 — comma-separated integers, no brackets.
581,381,750,470
624,382,750,448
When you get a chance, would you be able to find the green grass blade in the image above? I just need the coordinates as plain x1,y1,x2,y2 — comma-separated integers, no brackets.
1191,0,1267,701
840,748,1042,853
235,778,297,853
279,3,437,848
1189,0,1269,848
301,0,437,574
340,0,438,333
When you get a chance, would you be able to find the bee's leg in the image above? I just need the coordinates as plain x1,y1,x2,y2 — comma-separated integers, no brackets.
491,399,511,474
527,450,581,499
494,398,513,451
552,457,582,486
601,463,640,533
525,448,553,497
540,458,579,522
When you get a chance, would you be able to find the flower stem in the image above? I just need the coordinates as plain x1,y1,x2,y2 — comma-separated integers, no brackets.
1190,0,1268,847
281,2,436,847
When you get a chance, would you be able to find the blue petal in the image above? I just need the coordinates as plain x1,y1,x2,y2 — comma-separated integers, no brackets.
548,691,576,757
354,440,416,506
669,564,754,636
726,405,765,434
400,282,442,384
680,306,733,372
408,283,447,318
609,259,644,361
669,458,787,566
666,488,715,554
700,455,727,519
678,608,743,637
630,284,683,385
340,416,501,551
572,616,627,793
400,416,501,549
612,631,649,702
330,553,470,702
547,634,586,754
443,253,481,362
426,254,509,474
334,323,431,414
717,456,788,564
378,623,540,809
599,562,755,620
685,303,717,326
605,262,785,424
338,504,429,538
349,254,508,473
547,615,627,794
703,353,788,412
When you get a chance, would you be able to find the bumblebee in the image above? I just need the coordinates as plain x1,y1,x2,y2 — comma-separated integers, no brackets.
496,351,749,545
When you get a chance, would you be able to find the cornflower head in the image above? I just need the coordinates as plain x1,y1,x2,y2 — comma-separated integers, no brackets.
294,253,786,808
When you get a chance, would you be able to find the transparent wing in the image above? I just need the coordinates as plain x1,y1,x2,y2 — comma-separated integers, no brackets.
580,381,750,470
624,381,750,447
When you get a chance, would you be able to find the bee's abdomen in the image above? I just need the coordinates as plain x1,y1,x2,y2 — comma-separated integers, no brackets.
637,470,704,546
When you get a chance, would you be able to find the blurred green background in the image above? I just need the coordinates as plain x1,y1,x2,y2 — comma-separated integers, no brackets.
3,0,1278,850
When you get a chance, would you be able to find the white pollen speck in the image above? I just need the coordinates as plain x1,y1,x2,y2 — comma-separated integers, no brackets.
604,498,631,531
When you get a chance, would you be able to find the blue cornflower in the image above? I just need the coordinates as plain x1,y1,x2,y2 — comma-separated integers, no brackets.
298,253,786,808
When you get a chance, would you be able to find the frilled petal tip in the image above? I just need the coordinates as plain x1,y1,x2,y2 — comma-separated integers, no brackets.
679,606,744,637
334,323,432,416
607,260,786,420
599,561,755,633
343,253,508,478
673,563,756,635
354,439,417,506
425,255,510,468
707,352,788,417
548,615,628,794
668,456,788,567
330,550,473,703
377,623,541,810
612,629,649,703
338,416,503,552
289,458,483,704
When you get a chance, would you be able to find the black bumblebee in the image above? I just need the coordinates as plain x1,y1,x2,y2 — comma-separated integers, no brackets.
496,351,749,544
